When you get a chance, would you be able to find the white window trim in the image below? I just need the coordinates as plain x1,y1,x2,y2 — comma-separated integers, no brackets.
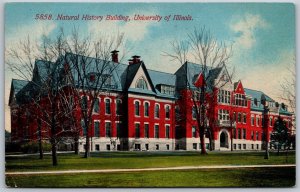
242,113,247,124
154,103,160,119
92,97,101,114
251,115,254,126
154,123,159,139
165,104,171,119
134,100,141,117
94,120,100,137
104,97,112,115
165,124,170,139
144,122,149,139
144,101,150,118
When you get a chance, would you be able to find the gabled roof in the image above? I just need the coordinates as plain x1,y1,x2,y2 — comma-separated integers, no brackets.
9,79,29,105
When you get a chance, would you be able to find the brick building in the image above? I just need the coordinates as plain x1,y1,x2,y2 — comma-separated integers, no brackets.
8,51,293,151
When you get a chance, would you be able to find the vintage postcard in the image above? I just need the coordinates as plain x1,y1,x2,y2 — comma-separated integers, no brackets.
5,2,295,188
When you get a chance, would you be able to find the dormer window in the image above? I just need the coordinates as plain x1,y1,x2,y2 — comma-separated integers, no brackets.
159,84,175,95
136,78,148,89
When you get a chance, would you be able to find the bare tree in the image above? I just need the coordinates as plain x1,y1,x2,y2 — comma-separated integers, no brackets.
280,59,296,134
164,26,233,154
63,27,128,158
6,29,78,165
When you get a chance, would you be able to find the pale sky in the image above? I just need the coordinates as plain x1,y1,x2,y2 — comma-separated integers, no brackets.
4,2,295,131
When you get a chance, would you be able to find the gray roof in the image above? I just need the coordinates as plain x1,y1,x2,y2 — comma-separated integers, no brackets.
11,79,29,94
244,88,274,102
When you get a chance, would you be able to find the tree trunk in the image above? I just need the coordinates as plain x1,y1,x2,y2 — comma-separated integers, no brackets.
84,133,90,158
38,119,43,159
74,135,79,155
277,145,280,156
200,129,207,154
51,138,58,166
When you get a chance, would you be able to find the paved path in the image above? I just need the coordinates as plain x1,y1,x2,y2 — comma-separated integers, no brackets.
5,164,296,175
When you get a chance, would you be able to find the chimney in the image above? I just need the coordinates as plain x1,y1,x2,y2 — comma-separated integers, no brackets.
111,50,119,63
132,55,141,64
128,59,134,65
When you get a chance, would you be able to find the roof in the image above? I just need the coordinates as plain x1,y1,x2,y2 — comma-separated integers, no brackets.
244,88,274,102
11,79,29,94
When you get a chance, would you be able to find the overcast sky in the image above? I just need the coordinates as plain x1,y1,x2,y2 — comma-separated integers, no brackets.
4,3,295,131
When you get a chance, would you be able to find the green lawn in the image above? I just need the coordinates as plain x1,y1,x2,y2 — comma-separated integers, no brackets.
6,167,295,187
5,151,295,172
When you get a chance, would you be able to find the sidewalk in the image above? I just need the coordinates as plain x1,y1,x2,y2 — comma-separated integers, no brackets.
5,164,296,175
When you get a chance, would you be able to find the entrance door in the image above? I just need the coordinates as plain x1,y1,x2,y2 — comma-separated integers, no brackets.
220,132,228,148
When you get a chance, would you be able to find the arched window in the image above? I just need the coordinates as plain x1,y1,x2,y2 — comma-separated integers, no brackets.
155,104,160,118
136,78,148,89
144,102,149,117
165,105,170,119
93,98,100,113
135,101,140,116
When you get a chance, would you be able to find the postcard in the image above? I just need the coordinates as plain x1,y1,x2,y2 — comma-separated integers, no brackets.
5,2,295,188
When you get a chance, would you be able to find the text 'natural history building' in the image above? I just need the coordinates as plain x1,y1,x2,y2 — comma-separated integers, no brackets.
9,51,293,152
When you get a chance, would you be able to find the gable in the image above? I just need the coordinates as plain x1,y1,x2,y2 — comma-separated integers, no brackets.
129,64,154,92
213,66,233,90
235,80,245,94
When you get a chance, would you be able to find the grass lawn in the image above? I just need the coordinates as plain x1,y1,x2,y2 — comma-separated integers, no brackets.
5,151,295,172
6,167,295,187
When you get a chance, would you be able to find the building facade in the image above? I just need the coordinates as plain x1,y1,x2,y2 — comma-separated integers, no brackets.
8,52,293,152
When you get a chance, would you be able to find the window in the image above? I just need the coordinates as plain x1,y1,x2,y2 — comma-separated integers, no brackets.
218,90,231,104
192,106,197,119
243,144,246,149
156,144,159,150
192,126,196,138
105,99,111,114
135,101,140,116
161,85,175,95
155,124,159,138
155,104,160,118
116,123,121,138
238,128,241,139
166,144,170,150
256,131,259,140
233,112,236,122
81,120,87,136
95,144,100,151
81,96,88,111
105,122,111,137
144,102,149,117
256,116,260,127
106,144,111,151
251,144,254,149
116,99,121,115
238,144,241,149
235,94,247,106
93,98,100,113
242,129,246,139
145,144,149,150
135,123,140,138
136,78,148,89
94,121,100,137
234,144,236,150
165,105,170,119
243,113,247,123
166,125,170,139
193,143,197,150
233,129,236,139
251,115,254,126
218,109,229,120
238,113,242,123
251,131,254,140
144,124,149,138
257,144,259,149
